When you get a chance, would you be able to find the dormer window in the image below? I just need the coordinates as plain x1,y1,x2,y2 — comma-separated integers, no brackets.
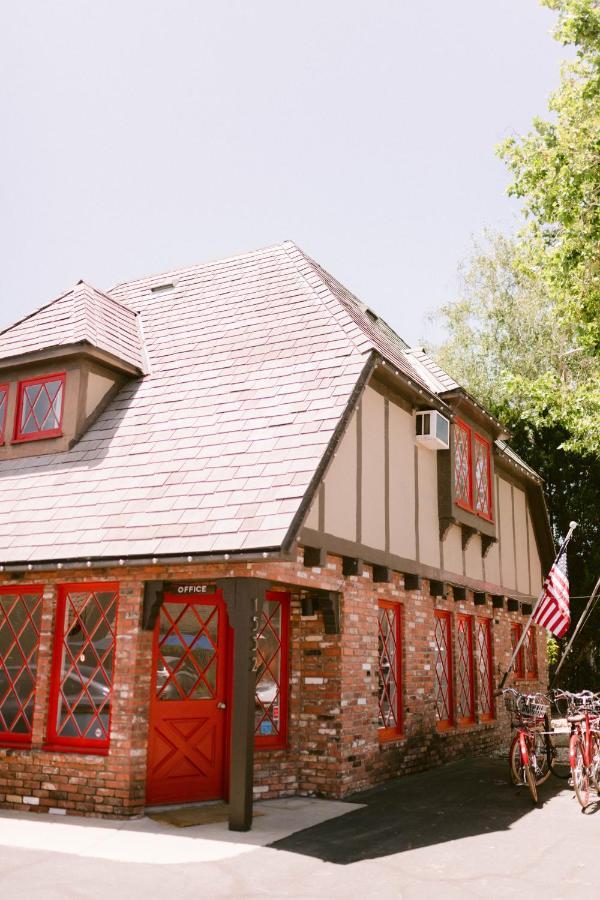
0,384,7,444
14,373,65,442
453,419,493,521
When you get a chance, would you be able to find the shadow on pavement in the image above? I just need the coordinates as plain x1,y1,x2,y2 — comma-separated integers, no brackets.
269,756,569,864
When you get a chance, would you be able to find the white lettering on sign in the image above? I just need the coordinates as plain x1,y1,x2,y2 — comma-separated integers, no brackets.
174,584,216,594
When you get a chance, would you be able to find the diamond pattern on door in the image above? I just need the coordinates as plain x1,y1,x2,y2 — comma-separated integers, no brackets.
434,611,452,726
456,615,474,723
147,594,228,806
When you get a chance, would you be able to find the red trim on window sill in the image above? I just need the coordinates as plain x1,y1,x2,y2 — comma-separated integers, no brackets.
0,739,33,751
12,429,63,444
42,743,109,757
378,728,405,743
436,720,454,732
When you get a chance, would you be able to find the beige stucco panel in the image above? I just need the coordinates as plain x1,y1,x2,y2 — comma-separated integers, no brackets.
323,410,357,542
361,386,386,550
389,400,416,559
417,445,440,568
527,508,543,594
513,487,530,594
304,495,320,531
85,370,118,418
443,524,463,576
484,539,501,587
465,532,484,581
498,477,516,590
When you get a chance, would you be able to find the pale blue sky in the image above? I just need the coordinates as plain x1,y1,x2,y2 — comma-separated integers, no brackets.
0,1,566,345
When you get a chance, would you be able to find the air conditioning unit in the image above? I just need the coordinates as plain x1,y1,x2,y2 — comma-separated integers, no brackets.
415,410,450,450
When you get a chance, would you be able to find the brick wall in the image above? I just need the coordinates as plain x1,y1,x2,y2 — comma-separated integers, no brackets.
0,555,546,816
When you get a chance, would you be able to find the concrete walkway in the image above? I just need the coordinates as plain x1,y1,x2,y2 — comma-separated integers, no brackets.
0,758,598,899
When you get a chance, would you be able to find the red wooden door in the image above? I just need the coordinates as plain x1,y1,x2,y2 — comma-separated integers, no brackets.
146,593,228,805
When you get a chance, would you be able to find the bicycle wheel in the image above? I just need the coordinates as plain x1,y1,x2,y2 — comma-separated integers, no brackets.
590,733,600,792
525,763,538,804
530,731,552,785
509,734,521,785
570,734,591,809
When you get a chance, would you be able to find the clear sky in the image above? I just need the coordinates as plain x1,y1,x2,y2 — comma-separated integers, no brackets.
0,1,567,345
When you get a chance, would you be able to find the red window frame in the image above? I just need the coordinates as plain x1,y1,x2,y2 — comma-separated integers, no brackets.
455,614,475,725
378,599,403,741
46,582,119,754
454,420,473,511
473,434,493,520
453,419,494,521
0,383,8,445
0,585,43,748
254,591,290,750
434,609,453,730
13,372,66,442
525,626,538,680
476,617,494,721
511,623,525,679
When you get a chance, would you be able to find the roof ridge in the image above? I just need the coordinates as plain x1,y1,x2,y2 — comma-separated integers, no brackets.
76,280,139,318
108,241,287,295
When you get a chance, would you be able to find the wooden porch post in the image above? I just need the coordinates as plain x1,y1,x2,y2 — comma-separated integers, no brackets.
217,577,267,832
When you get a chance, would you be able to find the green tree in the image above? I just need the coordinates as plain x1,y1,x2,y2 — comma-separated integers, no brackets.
499,0,600,350
428,235,600,688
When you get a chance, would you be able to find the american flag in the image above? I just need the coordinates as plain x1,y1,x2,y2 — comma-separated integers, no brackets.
532,543,570,638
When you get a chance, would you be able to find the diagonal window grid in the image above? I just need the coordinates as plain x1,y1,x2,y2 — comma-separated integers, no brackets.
157,603,218,701
454,424,471,505
434,613,452,725
378,606,400,730
18,376,64,438
254,598,284,737
456,616,474,721
474,437,491,516
476,619,493,717
0,591,43,740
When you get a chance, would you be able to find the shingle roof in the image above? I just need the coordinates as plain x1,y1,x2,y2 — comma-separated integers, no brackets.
403,347,460,394
0,280,145,372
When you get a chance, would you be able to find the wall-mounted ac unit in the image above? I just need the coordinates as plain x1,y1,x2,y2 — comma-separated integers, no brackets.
415,410,450,450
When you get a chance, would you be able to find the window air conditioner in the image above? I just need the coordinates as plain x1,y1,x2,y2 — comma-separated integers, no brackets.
415,410,450,450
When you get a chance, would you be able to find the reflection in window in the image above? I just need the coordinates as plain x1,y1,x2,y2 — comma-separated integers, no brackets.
254,593,289,746
16,374,65,440
156,602,218,701
0,588,43,744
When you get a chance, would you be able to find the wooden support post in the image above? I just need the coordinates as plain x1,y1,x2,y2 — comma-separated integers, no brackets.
217,577,267,832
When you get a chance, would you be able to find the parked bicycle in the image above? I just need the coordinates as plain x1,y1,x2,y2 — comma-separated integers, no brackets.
503,688,551,805
553,689,600,809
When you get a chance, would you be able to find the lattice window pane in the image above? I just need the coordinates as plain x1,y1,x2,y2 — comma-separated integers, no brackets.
0,591,43,741
476,618,493,719
19,378,64,436
254,598,283,737
511,623,524,677
0,387,7,439
456,616,474,722
55,588,118,743
525,627,537,678
434,612,452,725
378,604,401,732
156,602,219,701
474,437,491,517
454,424,471,506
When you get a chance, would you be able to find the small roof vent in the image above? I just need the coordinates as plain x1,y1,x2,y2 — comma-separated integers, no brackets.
150,282,175,294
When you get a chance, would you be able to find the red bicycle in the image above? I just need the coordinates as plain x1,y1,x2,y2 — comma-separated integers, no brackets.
554,689,600,809
503,688,551,805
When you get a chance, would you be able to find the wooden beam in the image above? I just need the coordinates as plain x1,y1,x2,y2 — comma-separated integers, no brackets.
507,598,519,612
460,525,477,551
342,556,360,577
141,580,164,630
452,585,466,601
481,535,497,558
521,602,533,616
429,580,446,598
372,565,391,583
217,577,268,832
492,594,505,609
473,591,487,606
303,546,327,568
403,573,422,591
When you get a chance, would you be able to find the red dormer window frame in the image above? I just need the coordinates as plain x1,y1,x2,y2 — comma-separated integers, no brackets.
453,419,494,522
0,383,8,445
13,372,66,443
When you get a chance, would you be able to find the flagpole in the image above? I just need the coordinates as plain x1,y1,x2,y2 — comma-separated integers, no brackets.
551,573,600,686
497,521,577,691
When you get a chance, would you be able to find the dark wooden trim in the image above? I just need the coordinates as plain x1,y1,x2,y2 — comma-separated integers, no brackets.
439,517,455,542
473,591,487,606
280,352,377,555
507,598,519,612
141,580,164,630
297,527,539,603
216,577,268,832
492,594,505,609
342,556,360,577
403,573,421,591
481,534,497,558
414,444,420,562
356,395,363,544
429,580,446,598
384,398,390,554
303,546,327,568
372,565,391,583
452,585,466,601
521,602,533,616
318,483,325,534
461,525,477,551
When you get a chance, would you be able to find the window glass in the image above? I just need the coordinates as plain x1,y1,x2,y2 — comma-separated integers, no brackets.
511,623,525,678
454,423,472,507
434,611,453,728
156,602,218,701
456,615,474,724
0,589,43,743
378,601,402,737
16,375,64,439
49,586,118,748
474,436,492,517
0,385,7,442
525,626,538,679
254,592,289,746
476,618,494,720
